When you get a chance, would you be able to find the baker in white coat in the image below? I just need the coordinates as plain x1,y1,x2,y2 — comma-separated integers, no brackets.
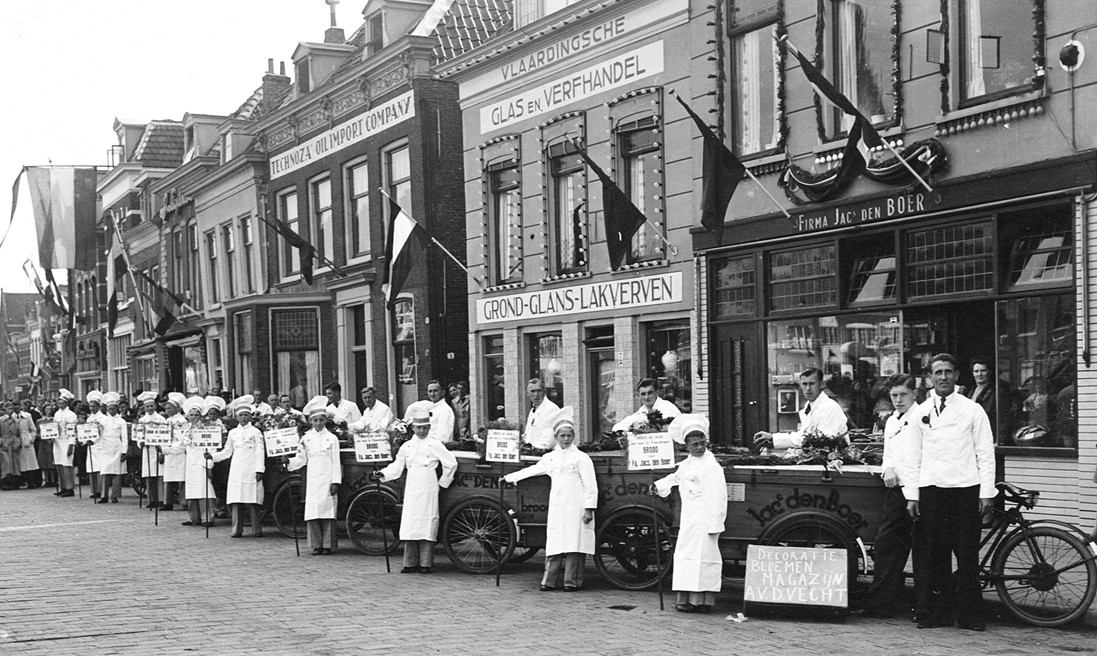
504,406,597,591
177,398,217,527
347,386,393,433
523,378,560,450
373,401,457,573
160,392,189,511
286,396,343,555
753,368,849,450
95,393,129,504
612,378,682,433
51,389,78,496
136,391,165,510
83,390,106,499
653,414,728,614
403,381,454,443
207,398,266,538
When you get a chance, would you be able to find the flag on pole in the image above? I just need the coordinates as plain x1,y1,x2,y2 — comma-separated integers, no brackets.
131,267,187,336
24,167,99,270
260,214,315,284
672,93,747,244
106,251,121,338
23,263,66,318
381,197,430,309
571,141,648,270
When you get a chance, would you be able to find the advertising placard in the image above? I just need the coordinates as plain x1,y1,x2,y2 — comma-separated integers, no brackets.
626,432,675,470
142,424,173,446
265,427,301,458
76,424,99,444
485,429,520,464
191,428,223,450
353,433,392,463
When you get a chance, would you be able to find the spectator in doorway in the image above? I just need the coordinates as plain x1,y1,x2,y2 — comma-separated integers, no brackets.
964,357,1013,442
450,382,471,440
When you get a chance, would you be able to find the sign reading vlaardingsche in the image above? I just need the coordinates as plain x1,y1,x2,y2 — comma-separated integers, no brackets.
479,42,663,134
269,91,415,180
476,271,682,324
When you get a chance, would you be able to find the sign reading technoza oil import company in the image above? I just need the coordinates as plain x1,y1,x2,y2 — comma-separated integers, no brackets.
269,91,415,180
476,271,683,325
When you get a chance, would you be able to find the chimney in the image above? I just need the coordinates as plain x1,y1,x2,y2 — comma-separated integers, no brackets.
324,0,344,44
261,59,292,114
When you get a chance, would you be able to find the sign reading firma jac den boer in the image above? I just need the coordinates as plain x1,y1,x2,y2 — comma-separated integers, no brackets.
269,91,415,180
476,271,682,325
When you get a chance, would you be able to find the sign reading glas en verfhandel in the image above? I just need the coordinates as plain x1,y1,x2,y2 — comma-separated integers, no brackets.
476,271,683,325
269,91,415,180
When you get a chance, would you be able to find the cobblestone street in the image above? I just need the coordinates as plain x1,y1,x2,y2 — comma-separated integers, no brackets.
0,486,1094,655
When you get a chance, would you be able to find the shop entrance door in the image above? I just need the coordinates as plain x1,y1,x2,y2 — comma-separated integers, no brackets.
711,323,764,445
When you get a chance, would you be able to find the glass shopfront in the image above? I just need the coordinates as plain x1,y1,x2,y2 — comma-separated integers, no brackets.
709,201,1077,451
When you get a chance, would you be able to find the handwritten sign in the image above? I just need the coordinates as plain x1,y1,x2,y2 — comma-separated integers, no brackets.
353,433,392,463
627,433,674,471
142,424,173,446
191,428,223,450
265,427,301,458
39,423,60,441
743,545,848,609
485,429,520,463
76,424,99,444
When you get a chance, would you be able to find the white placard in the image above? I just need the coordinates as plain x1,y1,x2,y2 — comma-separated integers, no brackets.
627,432,675,471
128,423,142,443
485,429,520,463
353,433,392,463
265,427,301,458
39,423,60,440
76,424,99,444
191,428,223,450
142,424,173,446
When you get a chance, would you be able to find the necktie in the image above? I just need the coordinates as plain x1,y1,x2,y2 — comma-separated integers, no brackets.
804,403,812,415
938,396,946,415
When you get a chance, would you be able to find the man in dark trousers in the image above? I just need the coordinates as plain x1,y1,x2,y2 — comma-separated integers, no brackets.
905,354,996,631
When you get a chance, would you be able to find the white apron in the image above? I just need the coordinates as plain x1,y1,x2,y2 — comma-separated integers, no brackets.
51,408,78,467
211,424,265,505
86,413,106,473
287,429,342,521
655,451,728,593
137,413,167,478
182,429,218,500
162,416,188,483
97,415,128,475
507,445,597,555
379,436,457,541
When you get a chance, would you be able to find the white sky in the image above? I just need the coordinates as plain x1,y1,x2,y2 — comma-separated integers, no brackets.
0,0,357,293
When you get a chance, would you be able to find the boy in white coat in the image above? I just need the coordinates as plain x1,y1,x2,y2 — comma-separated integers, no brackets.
286,396,342,555
207,399,265,538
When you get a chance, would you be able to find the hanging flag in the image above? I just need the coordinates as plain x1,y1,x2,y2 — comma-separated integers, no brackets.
131,267,188,336
381,197,430,309
0,168,25,254
25,167,99,270
23,263,65,319
106,254,122,338
259,213,316,284
672,93,747,244
571,141,648,270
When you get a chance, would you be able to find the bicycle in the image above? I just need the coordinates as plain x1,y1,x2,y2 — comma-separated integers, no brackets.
980,481,1097,627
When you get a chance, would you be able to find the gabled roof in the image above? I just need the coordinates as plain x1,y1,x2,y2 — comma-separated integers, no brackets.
429,0,513,63
232,86,264,120
132,121,185,169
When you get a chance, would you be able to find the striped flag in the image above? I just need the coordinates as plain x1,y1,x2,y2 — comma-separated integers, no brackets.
381,197,429,309
25,167,99,270
131,267,188,335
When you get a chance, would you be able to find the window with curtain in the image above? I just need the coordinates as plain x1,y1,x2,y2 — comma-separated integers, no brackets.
1004,210,1073,291
346,160,370,260
733,23,780,155
385,143,412,217
529,333,564,407
188,224,201,309
549,144,586,275
489,163,522,284
392,297,417,415
271,308,319,404
240,215,255,293
206,231,219,304
235,312,253,397
278,189,300,278
222,223,236,299
829,0,893,134
619,117,664,263
960,0,1036,103
310,176,333,266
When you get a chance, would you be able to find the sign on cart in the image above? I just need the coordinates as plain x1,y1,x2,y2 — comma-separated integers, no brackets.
486,429,520,463
353,433,392,463
265,427,301,457
627,433,674,470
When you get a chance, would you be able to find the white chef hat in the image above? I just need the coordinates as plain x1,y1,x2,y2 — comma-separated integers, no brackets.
101,392,121,407
406,401,432,425
303,395,329,418
204,396,226,414
86,390,103,404
58,388,75,402
182,396,205,415
548,406,575,436
165,392,187,408
668,413,709,445
137,391,157,404
232,395,255,415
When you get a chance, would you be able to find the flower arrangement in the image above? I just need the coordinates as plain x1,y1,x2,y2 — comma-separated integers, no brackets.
787,427,870,477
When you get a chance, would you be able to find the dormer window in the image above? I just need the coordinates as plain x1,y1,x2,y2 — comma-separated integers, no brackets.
296,59,311,94
515,0,582,28
366,13,384,55
184,125,196,162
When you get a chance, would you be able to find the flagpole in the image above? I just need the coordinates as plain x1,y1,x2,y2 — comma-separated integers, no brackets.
882,143,934,193
377,188,484,289
640,218,678,257
108,211,153,336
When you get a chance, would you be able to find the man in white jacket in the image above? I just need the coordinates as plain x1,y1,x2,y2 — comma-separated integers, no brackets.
612,378,681,433
524,378,560,450
753,368,848,450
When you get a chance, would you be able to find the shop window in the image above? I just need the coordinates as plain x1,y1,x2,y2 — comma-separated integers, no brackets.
346,159,371,260
996,294,1075,449
959,0,1039,105
905,221,993,299
489,162,523,284
392,297,417,415
1002,207,1073,292
235,312,253,395
548,143,587,274
585,326,615,435
646,321,692,414
619,117,664,263
183,344,207,395
766,312,901,433
844,234,896,306
826,0,895,135
768,245,837,312
483,336,506,422
310,176,333,267
529,333,564,407
206,231,219,304
271,308,319,405
713,254,757,318
277,189,300,278
732,21,781,155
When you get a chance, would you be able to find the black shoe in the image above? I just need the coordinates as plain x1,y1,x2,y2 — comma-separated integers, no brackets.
539,585,555,592
419,567,432,574
917,616,952,629
91,493,101,499
181,521,195,526
253,532,264,538
59,490,74,497
675,603,697,613
563,585,578,592
321,548,332,555
313,548,322,555
696,605,713,614
230,533,242,538
111,498,118,503
161,504,174,511
201,522,214,527
957,620,986,632
53,490,63,496
401,566,420,574
97,498,109,504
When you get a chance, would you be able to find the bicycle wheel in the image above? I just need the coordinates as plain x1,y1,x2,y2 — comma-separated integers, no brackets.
441,497,516,574
345,488,401,556
509,545,541,564
272,479,307,539
991,525,1097,627
593,508,672,591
